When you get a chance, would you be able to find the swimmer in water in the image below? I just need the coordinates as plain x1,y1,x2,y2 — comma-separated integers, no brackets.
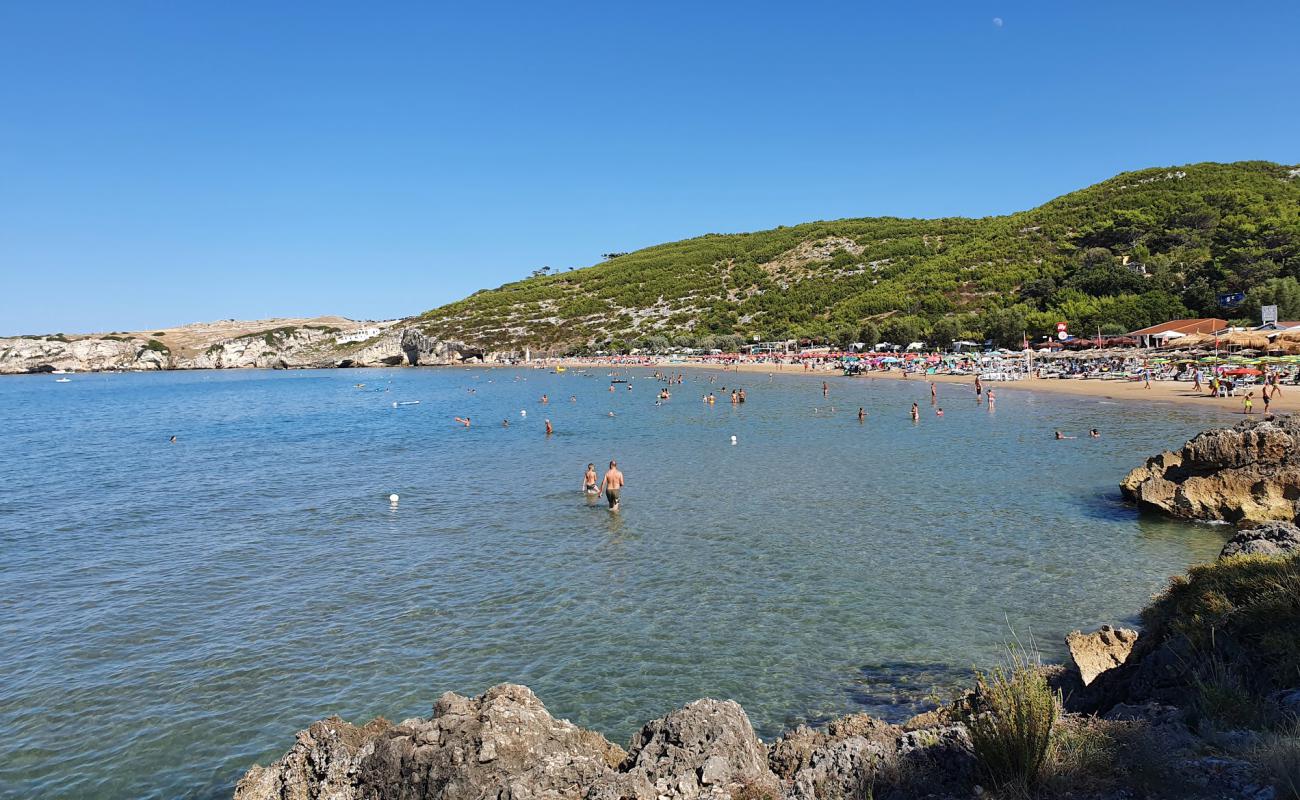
169,435,177,443
545,419,553,436
502,419,509,427
1089,428,1100,438
910,403,919,421
936,408,944,416
858,407,865,421
1055,430,1075,440
583,463,599,495
454,416,471,427
541,394,549,404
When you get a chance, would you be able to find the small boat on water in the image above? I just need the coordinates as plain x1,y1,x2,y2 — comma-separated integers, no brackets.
392,400,420,407
554,366,566,373
55,378,71,383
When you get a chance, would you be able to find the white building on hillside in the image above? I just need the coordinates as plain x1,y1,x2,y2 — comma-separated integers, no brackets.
335,327,381,345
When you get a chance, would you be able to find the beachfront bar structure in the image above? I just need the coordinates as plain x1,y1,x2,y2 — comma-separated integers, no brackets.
1129,318,1229,348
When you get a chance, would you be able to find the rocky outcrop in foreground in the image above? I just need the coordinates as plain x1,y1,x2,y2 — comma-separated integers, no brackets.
235,664,1297,800
234,684,977,800
1120,415,1300,524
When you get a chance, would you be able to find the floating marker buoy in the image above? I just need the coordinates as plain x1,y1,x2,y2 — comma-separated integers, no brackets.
389,494,399,503
392,402,398,408
521,410,527,416
731,435,738,445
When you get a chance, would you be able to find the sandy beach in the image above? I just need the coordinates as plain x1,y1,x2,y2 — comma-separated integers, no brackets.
550,358,1295,417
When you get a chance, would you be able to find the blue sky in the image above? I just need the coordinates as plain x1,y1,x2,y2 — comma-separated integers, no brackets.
2,1,1297,335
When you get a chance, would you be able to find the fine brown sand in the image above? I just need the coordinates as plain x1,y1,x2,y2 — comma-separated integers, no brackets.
551,358,1295,417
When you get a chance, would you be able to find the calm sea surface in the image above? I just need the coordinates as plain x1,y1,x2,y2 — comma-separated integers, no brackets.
0,367,1232,798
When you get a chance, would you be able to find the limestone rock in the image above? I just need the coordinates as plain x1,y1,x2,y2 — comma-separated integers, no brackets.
0,320,486,373
1220,521,1300,558
234,715,391,800
620,698,779,800
768,713,898,783
234,684,624,800
1065,625,1138,686
892,724,975,791
1120,416,1300,524
785,736,885,800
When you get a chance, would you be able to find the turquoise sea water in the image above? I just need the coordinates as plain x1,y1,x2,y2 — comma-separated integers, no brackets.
0,367,1232,799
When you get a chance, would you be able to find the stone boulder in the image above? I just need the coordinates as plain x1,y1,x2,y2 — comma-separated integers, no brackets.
1065,625,1138,686
1219,521,1300,558
235,684,625,800
784,736,886,800
234,716,393,800
1120,416,1300,524
611,698,779,800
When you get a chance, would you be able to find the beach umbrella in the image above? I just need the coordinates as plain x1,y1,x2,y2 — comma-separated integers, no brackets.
1223,368,1263,376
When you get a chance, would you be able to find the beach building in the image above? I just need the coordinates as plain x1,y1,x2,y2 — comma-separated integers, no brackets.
334,326,381,345
1129,318,1228,348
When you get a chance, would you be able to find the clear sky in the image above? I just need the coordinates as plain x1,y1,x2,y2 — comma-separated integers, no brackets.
2,1,1297,335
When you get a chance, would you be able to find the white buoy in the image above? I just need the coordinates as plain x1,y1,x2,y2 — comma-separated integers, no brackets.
389,493,399,503
392,401,398,408
521,409,527,416
731,435,738,445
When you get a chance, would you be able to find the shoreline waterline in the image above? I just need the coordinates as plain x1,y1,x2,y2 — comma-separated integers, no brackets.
540,358,1284,417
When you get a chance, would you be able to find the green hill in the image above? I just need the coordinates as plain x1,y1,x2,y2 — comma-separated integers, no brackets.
414,161,1300,353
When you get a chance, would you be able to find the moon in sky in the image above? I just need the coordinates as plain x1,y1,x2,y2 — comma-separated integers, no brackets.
992,17,1004,27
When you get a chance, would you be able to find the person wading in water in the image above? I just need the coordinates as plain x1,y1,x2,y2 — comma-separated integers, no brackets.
599,460,624,512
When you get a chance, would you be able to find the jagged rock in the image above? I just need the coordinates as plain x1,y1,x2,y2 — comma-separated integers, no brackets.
1121,416,1300,524
785,736,886,800
235,684,624,800
892,725,975,791
619,698,779,800
1220,521,1300,558
234,716,392,800
768,714,898,781
1065,625,1138,686
582,772,657,800
767,725,821,781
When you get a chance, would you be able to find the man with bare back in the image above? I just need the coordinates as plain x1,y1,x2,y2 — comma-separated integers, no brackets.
599,460,625,511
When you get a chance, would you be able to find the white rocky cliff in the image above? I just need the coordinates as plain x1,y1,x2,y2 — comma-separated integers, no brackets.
0,317,490,374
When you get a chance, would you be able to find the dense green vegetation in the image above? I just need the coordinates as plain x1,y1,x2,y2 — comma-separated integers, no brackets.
1141,552,1300,702
414,162,1300,353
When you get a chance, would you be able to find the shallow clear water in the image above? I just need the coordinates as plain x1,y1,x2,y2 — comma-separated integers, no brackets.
0,367,1231,799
